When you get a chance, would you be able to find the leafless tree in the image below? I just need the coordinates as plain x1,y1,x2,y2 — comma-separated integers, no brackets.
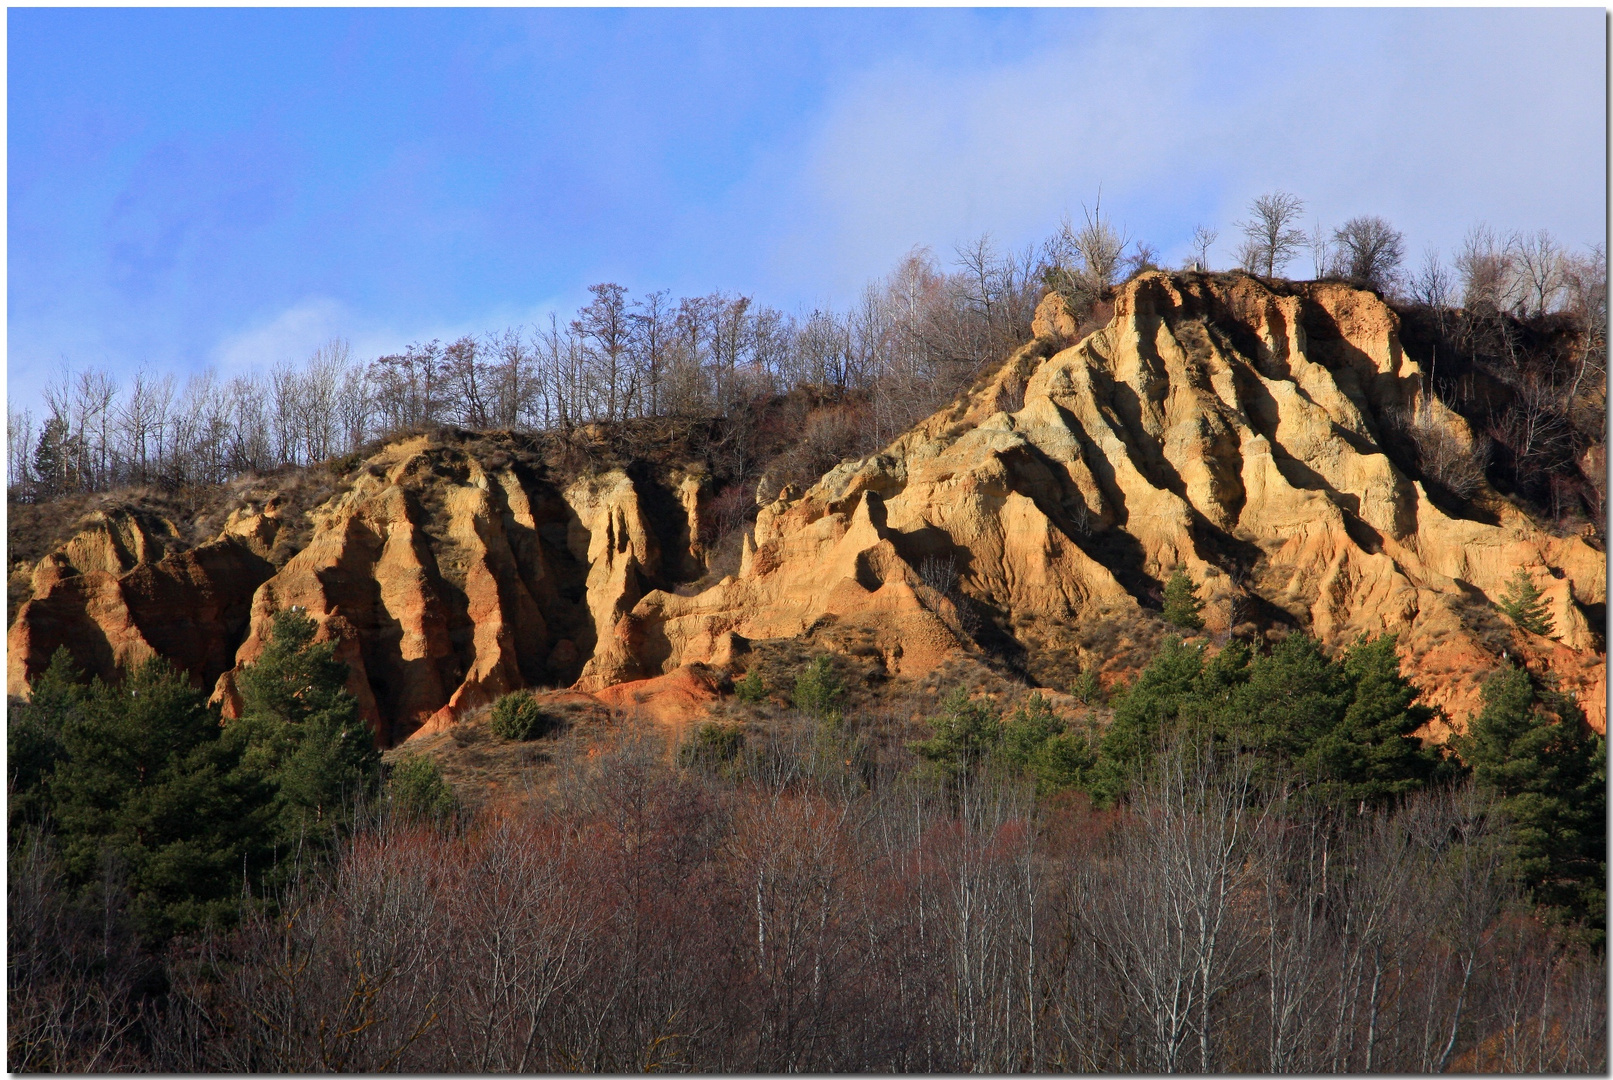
442,335,491,430
8,405,36,492
1236,192,1306,277
1509,229,1566,318
575,284,634,423
1455,224,1520,313
1188,225,1218,272
1047,198,1130,308
1073,740,1265,1072
627,290,675,417
1308,220,1337,278
1333,216,1406,293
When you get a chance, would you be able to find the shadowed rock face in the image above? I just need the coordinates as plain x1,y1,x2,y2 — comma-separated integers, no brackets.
10,273,1605,742
7,508,276,699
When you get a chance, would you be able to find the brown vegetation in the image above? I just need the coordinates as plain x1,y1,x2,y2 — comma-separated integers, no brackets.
13,733,1604,1072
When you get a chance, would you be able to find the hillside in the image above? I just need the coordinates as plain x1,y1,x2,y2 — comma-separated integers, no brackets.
9,271,1605,746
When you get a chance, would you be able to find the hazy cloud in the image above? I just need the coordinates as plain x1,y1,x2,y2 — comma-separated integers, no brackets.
759,9,1605,297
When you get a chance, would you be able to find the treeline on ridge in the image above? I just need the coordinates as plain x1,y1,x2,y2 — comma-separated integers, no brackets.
8,193,1606,539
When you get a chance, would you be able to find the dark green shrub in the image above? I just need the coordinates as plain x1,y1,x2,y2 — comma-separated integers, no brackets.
734,668,767,704
387,753,457,824
678,722,746,771
1070,669,1103,705
792,657,844,721
1000,692,1095,795
490,690,555,741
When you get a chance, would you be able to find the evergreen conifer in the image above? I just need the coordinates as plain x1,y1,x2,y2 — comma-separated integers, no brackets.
1497,568,1556,637
1162,569,1205,630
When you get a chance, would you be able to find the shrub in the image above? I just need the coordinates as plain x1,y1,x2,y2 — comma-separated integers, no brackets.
1070,668,1103,705
734,669,767,704
1000,692,1095,795
792,657,844,722
387,753,457,824
490,690,555,741
678,722,746,771
1162,570,1205,630
1399,400,1489,498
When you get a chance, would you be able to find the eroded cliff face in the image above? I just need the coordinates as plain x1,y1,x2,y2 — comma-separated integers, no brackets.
7,507,276,699
603,272,1607,731
10,273,1605,741
9,433,711,745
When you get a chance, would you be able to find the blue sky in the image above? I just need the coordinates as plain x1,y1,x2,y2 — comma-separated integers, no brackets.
8,7,1607,409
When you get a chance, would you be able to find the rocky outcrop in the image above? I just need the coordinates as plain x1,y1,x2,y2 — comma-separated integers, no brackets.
8,508,274,697
10,434,712,746
592,663,726,730
10,274,1603,741
211,436,607,743
604,273,1606,732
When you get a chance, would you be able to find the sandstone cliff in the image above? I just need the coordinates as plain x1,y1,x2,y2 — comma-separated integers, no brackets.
599,272,1606,731
10,273,1605,741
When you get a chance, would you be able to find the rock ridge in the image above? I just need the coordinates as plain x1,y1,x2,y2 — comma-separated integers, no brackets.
9,273,1604,739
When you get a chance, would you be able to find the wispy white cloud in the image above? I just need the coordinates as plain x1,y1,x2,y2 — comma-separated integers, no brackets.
207,292,580,383
209,297,353,377
759,9,1605,297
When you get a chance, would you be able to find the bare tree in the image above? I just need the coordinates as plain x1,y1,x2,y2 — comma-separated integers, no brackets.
1509,229,1566,318
1236,191,1306,277
1308,221,1336,278
1189,225,1217,272
1123,241,1162,279
1048,197,1130,306
1408,248,1455,311
8,405,36,493
440,335,489,430
1074,740,1265,1072
628,290,675,417
1455,224,1519,312
301,341,347,462
1333,216,1406,292
576,285,631,423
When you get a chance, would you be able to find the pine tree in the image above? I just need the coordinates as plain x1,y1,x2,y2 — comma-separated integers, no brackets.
1456,664,1605,941
1308,634,1447,805
30,416,71,500
45,657,272,938
1161,569,1205,630
1497,568,1556,638
734,668,767,704
8,648,77,832
230,609,378,852
1090,636,1206,805
792,657,845,722
1000,692,1094,795
911,687,1002,781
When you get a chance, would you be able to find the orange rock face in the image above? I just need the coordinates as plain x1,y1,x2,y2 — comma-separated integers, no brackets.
8,509,274,698
10,274,1604,743
592,664,726,731
602,272,1605,734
